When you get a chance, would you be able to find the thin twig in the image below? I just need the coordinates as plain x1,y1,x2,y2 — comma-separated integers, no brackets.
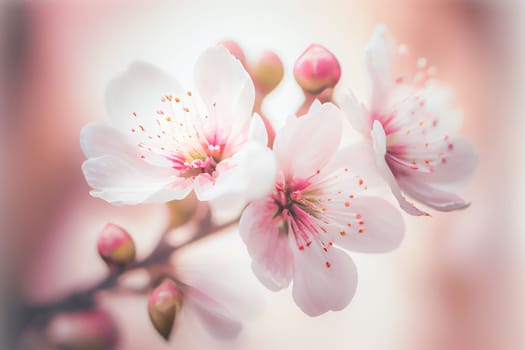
16,215,240,334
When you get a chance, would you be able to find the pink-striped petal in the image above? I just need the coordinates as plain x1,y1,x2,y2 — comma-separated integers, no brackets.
239,200,294,291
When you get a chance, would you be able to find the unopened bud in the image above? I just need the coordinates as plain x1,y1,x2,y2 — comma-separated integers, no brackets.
250,50,284,95
97,223,136,271
294,44,341,94
47,310,118,350
166,193,199,229
148,278,183,341
220,40,247,68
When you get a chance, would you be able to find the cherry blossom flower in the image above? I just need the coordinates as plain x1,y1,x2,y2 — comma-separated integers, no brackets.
239,102,405,316
340,25,477,216
81,46,275,206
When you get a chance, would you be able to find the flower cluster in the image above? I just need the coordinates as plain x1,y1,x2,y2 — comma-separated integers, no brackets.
78,25,476,344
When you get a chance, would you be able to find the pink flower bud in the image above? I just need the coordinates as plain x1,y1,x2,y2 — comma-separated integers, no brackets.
294,44,341,94
47,310,118,350
220,40,247,68
250,50,284,95
148,278,183,341
97,223,136,270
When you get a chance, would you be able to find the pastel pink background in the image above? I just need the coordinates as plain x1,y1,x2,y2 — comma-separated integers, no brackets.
3,0,525,349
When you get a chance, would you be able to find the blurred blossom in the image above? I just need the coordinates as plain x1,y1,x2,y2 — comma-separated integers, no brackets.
250,50,285,95
340,25,477,216
47,310,118,350
165,194,200,229
163,245,263,345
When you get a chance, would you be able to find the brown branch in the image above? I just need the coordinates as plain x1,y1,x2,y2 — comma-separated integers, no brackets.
15,215,240,335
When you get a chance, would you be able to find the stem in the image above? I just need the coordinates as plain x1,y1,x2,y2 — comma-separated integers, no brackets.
253,88,275,148
296,92,317,117
296,88,336,117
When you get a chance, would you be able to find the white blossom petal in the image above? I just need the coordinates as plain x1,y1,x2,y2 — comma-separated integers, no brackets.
397,176,470,211
338,91,370,135
322,142,387,191
193,141,276,202
372,121,429,215
82,155,191,205
194,46,254,131
184,287,242,339
365,25,396,113
249,113,269,146
327,196,404,253
414,137,477,192
273,103,343,179
80,122,171,167
291,239,357,317
105,61,184,134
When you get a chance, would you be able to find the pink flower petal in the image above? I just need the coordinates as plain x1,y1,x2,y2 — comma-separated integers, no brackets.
105,61,184,134
207,194,247,224
322,142,386,191
82,155,191,204
327,196,404,253
273,102,343,179
81,122,193,204
239,200,294,291
193,141,276,202
364,25,396,114
371,121,429,216
291,240,357,316
249,113,269,146
80,122,171,167
415,137,477,192
338,90,371,136
184,286,242,339
390,177,430,216
80,122,133,159
194,46,254,132
379,84,471,178
397,176,470,211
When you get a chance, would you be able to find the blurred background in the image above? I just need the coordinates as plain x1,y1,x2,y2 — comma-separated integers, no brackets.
2,0,525,349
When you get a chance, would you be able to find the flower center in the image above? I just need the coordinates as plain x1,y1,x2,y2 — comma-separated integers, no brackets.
272,179,314,218
271,178,329,251
167,143,224,178
129,91,233,179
